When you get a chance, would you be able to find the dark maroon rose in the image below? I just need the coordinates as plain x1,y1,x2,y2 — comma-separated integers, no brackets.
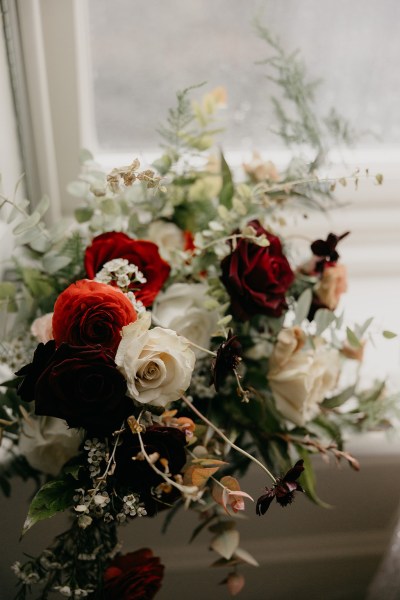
104,548,164,600
17,342,131,435
114,426,187,513
84,232,170,307
221,220,294,321
256,460,304,516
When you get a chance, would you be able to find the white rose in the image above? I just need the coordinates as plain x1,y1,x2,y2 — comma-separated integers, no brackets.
147,221,185,263
31,313,54,343
268,328,340,426
115,312,195,408
152,283,218,355
19,416,83,476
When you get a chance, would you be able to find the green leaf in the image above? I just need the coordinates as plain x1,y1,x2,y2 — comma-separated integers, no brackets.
101,198,120,216
294,288,312,324
219,151,234,208
295,446,332,509
35,195,50,218
322,385,356,409
20,268,54,299
233,547,260,567
67,181,89,198
383,330,397,339
210,529,240,560
75,207,94,223
22,478,75,536
346,327,362,348
314,309,335,335
79,148,94,163
152,154,173,175
0,282,16,300
42,254,72,275
13,211,41,235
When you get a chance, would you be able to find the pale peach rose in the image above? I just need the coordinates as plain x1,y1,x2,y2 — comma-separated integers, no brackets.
243,152,280,183
31,313,54,343
268,326,306,371
314,264,348,310
268,328,340,426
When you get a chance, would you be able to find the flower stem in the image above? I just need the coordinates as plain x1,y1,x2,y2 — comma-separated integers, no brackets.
181,395,276,483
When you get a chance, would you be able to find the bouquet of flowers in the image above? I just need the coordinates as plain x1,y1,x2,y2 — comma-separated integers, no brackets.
0,30,396,599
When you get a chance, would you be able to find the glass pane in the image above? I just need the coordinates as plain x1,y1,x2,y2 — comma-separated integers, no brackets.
88,0,400,151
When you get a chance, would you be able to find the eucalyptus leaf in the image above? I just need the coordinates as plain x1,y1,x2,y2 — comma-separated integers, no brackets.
314,308,335,335
383,330,397,339
42,254,72,275
75,207,94,223
67,181,89,198
210,529,240,560
35,195,50,218
79,148,94,163
13,211,41,235
346,327,362,348
294,288,313,324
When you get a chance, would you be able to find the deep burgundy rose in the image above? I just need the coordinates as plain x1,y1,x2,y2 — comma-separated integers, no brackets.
114,426,187,513
84,232,170,306
52,279,136,355
104,549,164,600
16,341,56,403
221,220,294,321
17,342,131,435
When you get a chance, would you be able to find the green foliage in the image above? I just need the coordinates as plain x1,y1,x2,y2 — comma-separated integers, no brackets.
255,21,354,169
22,478,77,536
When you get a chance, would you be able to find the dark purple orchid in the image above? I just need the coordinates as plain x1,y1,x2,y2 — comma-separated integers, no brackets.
310,232,350,272
211,330,242,392
256,459,304,516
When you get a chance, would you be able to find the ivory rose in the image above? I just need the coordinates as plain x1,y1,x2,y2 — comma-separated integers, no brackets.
314,263,348,310
147,221,186,264
18,416,83,476
152,283,218,354
268,328,340,426
115,312,195,408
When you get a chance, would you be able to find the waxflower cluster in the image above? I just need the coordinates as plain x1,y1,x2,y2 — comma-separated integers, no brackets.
0,83,394,600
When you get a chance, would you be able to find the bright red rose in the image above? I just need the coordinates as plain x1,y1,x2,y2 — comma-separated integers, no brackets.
104,549,164,600
221,220,294,321
84,232,170,306
52,279,136,355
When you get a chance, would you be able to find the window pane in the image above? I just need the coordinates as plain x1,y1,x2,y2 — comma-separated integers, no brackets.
88,0,400,151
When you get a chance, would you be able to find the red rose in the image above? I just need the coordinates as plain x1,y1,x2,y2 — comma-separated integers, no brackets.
104,549,164,600
84,232,170,306
52,279,136,355
221,220,294,321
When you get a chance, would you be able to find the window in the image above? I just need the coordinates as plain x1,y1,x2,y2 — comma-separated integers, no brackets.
3,0,400,381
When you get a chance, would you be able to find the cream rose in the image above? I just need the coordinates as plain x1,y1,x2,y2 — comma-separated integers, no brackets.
152,283,218,355
18,416,83,476
115,312,195,407
268,328,340,426
314,264,348,310
147,221,186,264
31,313,54,343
